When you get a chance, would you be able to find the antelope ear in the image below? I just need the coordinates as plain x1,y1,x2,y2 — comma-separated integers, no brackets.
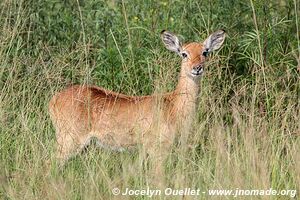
203,29,226,53
161,30,182,54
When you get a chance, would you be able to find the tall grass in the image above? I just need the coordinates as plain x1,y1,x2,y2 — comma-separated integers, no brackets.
0,0,299,199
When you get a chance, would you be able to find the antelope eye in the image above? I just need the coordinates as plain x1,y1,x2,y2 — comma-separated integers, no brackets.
181,52,188,58
202,51,208,57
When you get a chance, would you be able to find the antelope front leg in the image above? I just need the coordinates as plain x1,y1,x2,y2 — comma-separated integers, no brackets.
145,130,174,188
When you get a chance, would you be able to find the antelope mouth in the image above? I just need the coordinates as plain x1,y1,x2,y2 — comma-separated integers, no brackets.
191,66,204,76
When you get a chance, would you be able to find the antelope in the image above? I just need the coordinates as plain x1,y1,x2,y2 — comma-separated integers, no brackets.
49,30,226,167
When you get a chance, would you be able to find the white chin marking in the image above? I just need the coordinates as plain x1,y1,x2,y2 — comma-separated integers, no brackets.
191,71,203,77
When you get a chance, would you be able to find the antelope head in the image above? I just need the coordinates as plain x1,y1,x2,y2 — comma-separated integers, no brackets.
161,30,226,79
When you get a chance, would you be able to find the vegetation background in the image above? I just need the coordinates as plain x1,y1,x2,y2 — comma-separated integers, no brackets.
0,0,299,199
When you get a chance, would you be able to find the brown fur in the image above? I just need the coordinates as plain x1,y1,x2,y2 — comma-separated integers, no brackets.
49,41,211,167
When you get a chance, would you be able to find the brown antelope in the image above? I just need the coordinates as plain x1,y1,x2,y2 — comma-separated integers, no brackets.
49,30,226,167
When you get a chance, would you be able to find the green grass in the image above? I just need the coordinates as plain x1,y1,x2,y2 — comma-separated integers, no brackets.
0,0,299,199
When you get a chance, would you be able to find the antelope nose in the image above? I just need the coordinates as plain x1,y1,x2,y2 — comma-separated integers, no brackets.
191,65,204,76
193,65,203,71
